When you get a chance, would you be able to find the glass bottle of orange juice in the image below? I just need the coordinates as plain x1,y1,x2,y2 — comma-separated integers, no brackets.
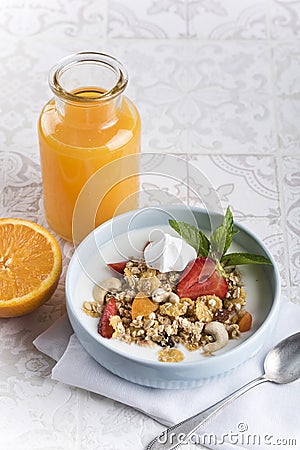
38,52,141,241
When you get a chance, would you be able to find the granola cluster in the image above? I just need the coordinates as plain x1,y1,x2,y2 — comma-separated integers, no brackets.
83,258,250,361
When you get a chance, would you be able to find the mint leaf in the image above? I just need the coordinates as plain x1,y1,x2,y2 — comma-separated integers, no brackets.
169,220,210,256
210,224,227,259
223,207,239,254
169,211,272,270
210,207,238,259
221,252,272,267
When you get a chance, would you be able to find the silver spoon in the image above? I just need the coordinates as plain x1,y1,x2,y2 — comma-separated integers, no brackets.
146,332,300,450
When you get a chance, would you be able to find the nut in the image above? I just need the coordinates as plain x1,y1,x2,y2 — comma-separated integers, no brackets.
152,288,170,303
168,292,180,304
203,322,229,353
93,277,122,304
152,288,180,304
82,301,102,318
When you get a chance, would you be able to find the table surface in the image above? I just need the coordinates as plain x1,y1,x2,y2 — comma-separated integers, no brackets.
1,1,300,449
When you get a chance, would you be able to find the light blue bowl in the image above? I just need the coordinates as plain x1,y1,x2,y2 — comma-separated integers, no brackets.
66,206,281,389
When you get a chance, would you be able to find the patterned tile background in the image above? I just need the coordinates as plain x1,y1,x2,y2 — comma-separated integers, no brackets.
0,0,299,449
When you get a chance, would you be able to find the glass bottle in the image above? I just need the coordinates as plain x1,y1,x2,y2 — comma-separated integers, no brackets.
38,52,141,241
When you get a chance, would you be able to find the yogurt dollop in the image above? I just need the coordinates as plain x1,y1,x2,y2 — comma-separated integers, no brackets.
144,232,197,273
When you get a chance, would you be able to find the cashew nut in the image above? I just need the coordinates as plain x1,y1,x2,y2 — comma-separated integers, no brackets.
152,288,169,303
92,277,122,304
152,288,180,304
203,322,229,353
168,292,180,304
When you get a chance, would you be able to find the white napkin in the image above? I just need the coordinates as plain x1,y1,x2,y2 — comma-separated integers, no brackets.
34,302,300,449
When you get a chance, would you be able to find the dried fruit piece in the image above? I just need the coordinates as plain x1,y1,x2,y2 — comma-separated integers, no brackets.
177,257,228,300
98,298,118,338
214,309,230,323
107,261,127,274
131,292,158,320
157,332,175,348
238,311,252,332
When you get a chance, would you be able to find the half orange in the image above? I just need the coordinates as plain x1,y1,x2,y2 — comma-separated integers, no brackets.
0,218,62,318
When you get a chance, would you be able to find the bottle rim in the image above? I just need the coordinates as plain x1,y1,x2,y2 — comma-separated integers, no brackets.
48,52,128,103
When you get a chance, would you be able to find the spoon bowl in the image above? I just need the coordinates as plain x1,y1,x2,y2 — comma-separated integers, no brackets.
264,332,300,384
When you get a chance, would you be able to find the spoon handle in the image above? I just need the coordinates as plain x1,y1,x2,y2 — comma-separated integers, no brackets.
146,375,268,450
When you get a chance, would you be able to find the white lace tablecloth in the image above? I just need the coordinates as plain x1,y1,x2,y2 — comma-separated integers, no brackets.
1,1,300,449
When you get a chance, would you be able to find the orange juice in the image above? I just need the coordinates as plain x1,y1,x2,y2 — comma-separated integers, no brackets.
38,53,141,241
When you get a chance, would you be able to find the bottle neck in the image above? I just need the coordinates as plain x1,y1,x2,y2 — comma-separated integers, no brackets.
55,90,123,129
48,53,128,129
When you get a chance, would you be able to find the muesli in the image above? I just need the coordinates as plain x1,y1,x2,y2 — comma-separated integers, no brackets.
82,208,271,362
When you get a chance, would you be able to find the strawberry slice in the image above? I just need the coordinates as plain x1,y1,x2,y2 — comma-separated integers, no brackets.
108,241,150,272
98,298,118,338
107,261,127,274
177,257,228,300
